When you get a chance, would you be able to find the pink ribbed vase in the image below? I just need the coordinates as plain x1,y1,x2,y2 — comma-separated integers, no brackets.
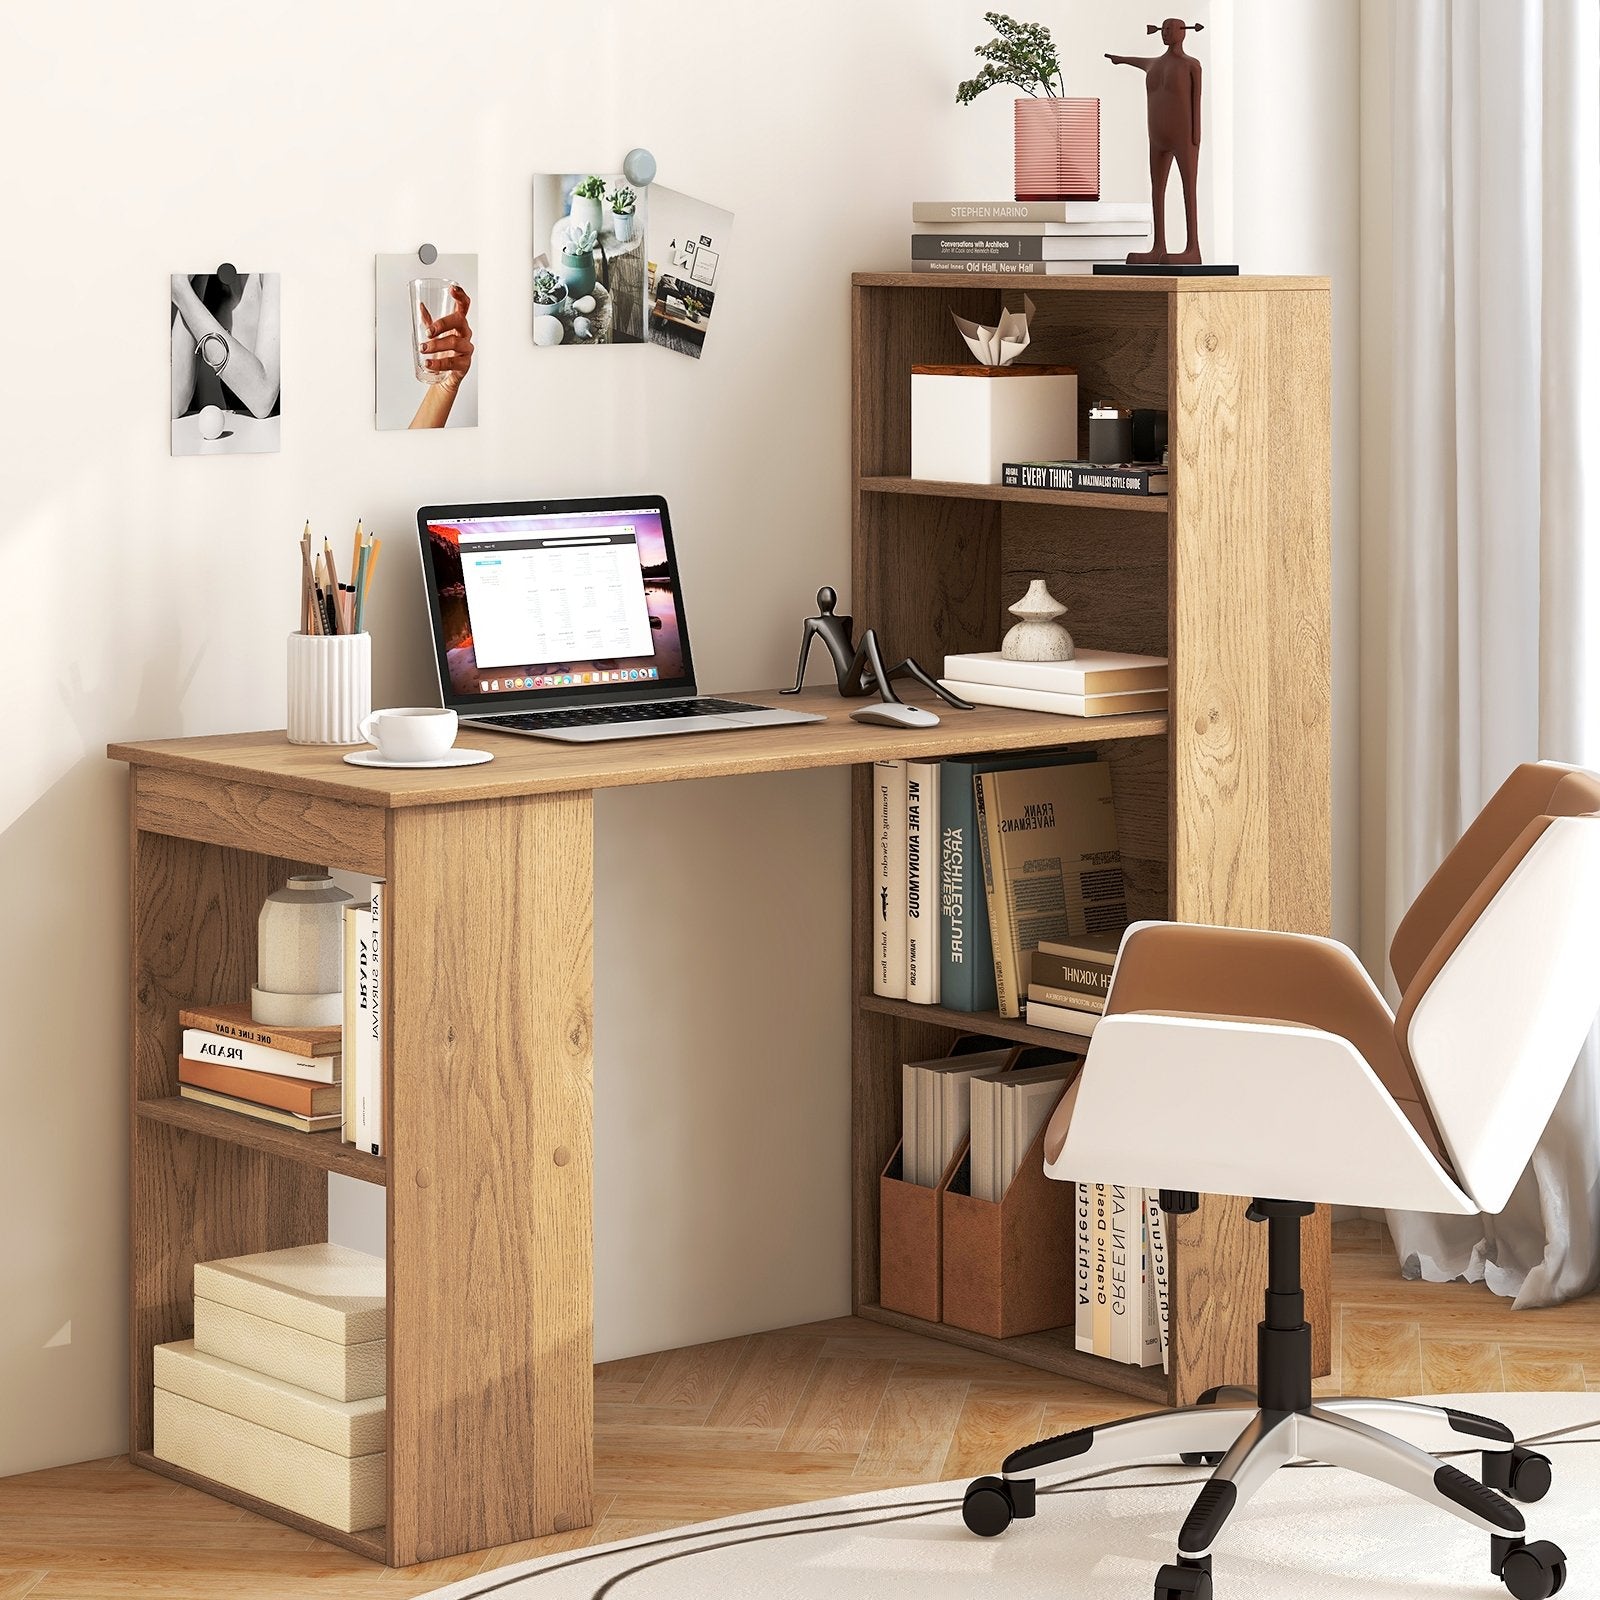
1013,97,1100,202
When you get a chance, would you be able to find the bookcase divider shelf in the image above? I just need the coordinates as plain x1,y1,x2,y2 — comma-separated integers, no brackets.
849,271,1334,1408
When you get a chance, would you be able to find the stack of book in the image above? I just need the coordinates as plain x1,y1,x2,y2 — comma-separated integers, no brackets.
900,1048,1016,1187
178,1005,341,1134
1026,932,1121,1036
1076,1185,1168,1370
873,749,1131,1028
940,649,1168,719
910,199,1153,277
153,1243,386,1533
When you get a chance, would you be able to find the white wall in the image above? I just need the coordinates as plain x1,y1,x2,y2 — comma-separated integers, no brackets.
0,0,1359,1477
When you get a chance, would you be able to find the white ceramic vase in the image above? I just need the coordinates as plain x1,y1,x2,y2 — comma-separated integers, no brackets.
568,192,604,238
612,210,635,242
1001,579,1076,661
252,874,356,1027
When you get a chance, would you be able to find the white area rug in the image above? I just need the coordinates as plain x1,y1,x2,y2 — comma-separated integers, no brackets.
428,1394,1600,1599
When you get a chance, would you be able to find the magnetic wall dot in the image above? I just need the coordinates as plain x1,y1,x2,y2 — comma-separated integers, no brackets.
216,261,238,291
417,242,439,266
622,147,657,187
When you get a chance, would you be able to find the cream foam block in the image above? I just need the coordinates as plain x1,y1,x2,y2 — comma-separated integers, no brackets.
155,1340,384,1456
153,1387,384,1533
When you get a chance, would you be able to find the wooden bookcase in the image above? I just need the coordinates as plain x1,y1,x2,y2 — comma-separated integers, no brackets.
848,271,1334,1406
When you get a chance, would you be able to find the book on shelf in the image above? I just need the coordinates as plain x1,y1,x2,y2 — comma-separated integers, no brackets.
944,650,1168,697
972,760,1127,1018
901,1048,1013,1188
179,1027,338,1085
912,200,1153,224
179,1084,342,1134
968,1061,1077,1203
354,882,385,1157
905,761,940,1004
912,218,1152,238
1092,1183,1111,1356
341,903,362,1146
943,679,1168,718
909,259,1103,277
937,749,1095,1015
872,761,908,1001
1028,984,1106,1015
178,1004,341,1060
179,1057,341,1119
910,234,1133,264
1075,1184,1093,1352
1031,930,1124,1009
1024,997,1103,1036
1002,460,1169,496
1146,1190,1172,1373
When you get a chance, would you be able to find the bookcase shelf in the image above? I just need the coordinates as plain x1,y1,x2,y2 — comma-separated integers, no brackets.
859,475,1168,516
134,1096,387,1185
849,271,1334,1410
131,1449,387,1562
857,1305,1168,1405
859,994,1091,1052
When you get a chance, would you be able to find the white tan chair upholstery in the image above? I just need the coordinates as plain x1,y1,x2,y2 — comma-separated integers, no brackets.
959,763,1600,1600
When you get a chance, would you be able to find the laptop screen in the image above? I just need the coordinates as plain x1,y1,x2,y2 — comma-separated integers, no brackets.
418,497,695,709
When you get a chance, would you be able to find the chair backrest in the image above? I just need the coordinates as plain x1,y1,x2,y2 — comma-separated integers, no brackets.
1396,764,1600,1213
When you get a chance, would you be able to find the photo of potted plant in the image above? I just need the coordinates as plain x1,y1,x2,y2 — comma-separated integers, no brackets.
569,174,607,236
957,11,1099,202
610,184,637,243
558,220,599,300
532,266,567,318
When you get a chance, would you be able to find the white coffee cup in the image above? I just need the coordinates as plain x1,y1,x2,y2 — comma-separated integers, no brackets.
360,707,459,762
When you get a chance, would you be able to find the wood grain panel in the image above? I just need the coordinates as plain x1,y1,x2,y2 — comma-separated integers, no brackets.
1165,285,1333,1405
110,690,1167,811
1001,504,1169,660
128,828,327,1456
386,792,595,1566
861,476,1167,515
851,493,1002,680
133,1097,385,1185
133,768,387,877
855,272,1331,294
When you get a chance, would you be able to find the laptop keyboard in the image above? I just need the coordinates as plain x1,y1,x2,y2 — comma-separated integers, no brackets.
482,698,769,732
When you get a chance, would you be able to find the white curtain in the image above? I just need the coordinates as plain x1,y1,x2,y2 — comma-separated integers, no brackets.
1385,0,1600,1306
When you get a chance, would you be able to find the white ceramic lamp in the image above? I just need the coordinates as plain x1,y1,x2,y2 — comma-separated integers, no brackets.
252,874,356,1028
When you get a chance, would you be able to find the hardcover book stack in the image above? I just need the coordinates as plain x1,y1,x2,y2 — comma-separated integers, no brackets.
910,199,1154,276
153,1242,387,1532
940,649,1168,720
178,1004,342,1134
873,749,1132,1028
1076,1185,1169,1370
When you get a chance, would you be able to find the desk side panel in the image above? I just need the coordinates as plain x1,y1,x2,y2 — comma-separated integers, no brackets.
386,792,595,1566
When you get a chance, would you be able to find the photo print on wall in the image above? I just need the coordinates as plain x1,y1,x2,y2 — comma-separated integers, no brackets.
646,187,734,360
375,253,478,430
170,269,281,455
531,173,649,347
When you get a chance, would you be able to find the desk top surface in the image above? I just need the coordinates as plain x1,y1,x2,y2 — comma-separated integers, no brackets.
109,687,1169,809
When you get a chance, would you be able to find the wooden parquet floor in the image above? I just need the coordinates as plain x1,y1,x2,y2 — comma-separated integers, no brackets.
2,1219,1595,1597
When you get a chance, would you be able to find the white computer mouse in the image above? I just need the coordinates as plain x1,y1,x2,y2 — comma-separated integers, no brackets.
850,702,941,729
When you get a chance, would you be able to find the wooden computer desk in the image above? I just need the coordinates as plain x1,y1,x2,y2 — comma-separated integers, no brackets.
111,270,1335,1568
111,689,1184,1567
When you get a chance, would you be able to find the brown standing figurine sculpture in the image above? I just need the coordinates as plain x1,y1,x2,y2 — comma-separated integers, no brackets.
1107,19,1204,265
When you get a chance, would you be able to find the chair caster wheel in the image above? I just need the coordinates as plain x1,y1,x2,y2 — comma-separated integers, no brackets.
962,1475,1014,1537
1154,1560,1213,1599
1180,1452,1224,1466
1499,1539,1567,1599
1485,1446,1554,1503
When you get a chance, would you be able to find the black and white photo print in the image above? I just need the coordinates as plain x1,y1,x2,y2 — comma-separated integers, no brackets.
170,269,281,455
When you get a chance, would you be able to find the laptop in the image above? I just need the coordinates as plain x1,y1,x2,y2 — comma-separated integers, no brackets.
417,496,826,743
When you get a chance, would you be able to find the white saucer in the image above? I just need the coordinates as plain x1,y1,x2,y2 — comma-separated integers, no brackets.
343,748,494,770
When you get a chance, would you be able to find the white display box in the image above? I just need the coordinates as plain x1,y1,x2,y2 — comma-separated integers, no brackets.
910,365,1079,485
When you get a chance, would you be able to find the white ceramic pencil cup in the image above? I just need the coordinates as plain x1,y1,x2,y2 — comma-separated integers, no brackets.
287,631,372,745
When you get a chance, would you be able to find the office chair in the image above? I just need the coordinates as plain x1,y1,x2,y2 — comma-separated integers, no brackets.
960,762,1600,1599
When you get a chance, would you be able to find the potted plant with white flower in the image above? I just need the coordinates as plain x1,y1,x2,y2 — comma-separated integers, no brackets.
957,12,1099,203
609,184,638,242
